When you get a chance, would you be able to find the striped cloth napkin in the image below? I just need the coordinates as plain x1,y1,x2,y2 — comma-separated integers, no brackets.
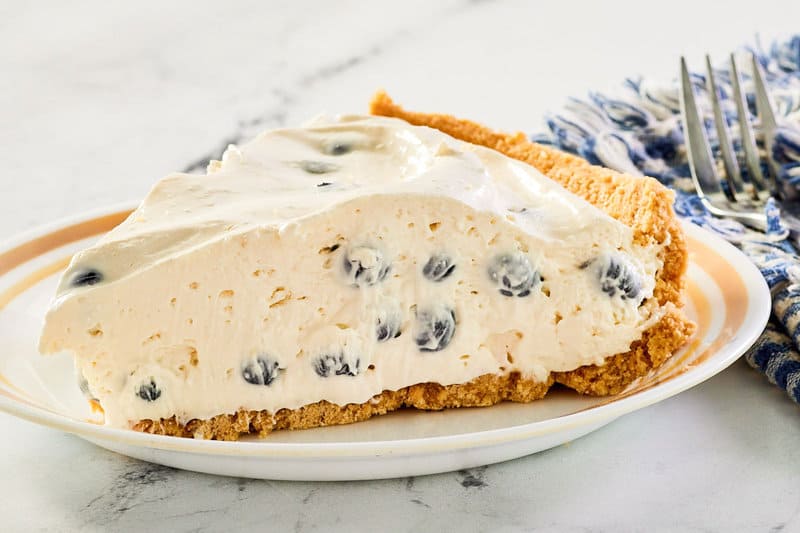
533,35,800,403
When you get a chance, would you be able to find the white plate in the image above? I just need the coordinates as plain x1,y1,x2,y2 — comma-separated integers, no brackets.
0,205,770,480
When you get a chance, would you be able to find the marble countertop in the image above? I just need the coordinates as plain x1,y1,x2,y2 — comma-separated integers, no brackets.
2,1,800,531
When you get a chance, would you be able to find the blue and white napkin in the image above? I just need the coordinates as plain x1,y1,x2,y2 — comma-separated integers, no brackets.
533,35,800,402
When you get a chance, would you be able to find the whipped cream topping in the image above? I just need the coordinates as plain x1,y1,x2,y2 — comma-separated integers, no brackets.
39,115,665,429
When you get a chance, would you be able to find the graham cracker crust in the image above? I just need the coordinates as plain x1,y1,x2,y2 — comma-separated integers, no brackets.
132,93,695,440
133,373,554,440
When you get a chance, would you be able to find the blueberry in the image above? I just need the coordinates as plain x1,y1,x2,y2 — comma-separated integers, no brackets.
313,352,360,377
313,354,339,377
300,160,339,174
487,253,540,297
325,142,352,156
376,303,402,342
71,269,103,287
422,254,456,282
414,306,456,352
343,246,390,287
242,356,281,386
137,379,161,402
593,255,642,300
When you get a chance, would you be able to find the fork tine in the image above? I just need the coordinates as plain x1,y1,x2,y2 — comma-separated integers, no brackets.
730,53,770,195
705,55,743,200
751,54,778,162
679,57,726,201
749,54,791,198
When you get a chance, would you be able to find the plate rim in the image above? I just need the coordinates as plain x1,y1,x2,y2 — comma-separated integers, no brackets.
0,204,771,458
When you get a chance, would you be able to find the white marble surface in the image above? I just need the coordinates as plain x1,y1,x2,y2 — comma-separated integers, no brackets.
2,1,800,531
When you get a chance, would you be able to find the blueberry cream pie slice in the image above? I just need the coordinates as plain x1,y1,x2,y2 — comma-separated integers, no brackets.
39,101,694,440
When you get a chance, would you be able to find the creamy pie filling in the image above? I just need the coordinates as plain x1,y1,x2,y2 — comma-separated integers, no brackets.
39,115,665,427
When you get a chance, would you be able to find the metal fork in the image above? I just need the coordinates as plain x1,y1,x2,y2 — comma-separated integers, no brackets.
679,53,800,235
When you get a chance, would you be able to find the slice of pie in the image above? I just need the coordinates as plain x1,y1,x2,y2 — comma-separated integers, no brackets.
38,97,694,440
